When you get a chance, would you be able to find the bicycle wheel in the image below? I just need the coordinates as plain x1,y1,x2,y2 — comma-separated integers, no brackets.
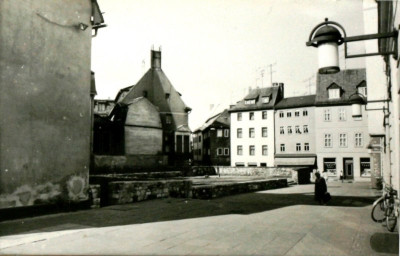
386,205,397,232
371,199,386,223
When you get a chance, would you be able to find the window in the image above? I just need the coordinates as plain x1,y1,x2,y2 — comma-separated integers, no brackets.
295,110,300,117
324,134,332,147
224,148,229,155
260,163,267,167
217,148,223,155
339,133,347,147
295,125,301,134
262,111,268,119
237,145,243,155
328,88,340,99
249,112,254,120
296,143,301,151
245,99,256,105
249,145,255,155
235,162,245,167
353,115,362,121
262,96,270,103
287,126,292,134
237,128,242,138
324,109,331,121
303,110,308,116
280,126,285,134
262,145,268,156
165,93,170,99
303,125,309,134
280,144,285,152
339,108,346,121
262,127,268,137
360,158,371,177
304,143,310,151
217,129,223,137
166,114,172,124
287,112,292,118
358,86,367,97
355,133,363,147
237,113,242,121
224,129,229,137
279,111,284,118
249,128,255,138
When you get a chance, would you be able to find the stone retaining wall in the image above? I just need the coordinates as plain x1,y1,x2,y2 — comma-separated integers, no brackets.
108,180,192,205
191,179,288,200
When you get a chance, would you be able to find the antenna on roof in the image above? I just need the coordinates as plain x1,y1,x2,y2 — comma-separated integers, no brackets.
302,74,315,95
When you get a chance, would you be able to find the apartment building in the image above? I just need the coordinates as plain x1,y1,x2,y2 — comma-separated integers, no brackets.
229,84,283,167
193,109,230,165
274,95,316,169
315,69,371,181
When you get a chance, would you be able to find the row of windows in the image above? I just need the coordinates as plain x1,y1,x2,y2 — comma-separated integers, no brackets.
323,108,362,122
280,125,308,135
244,96,270,105
279,110,308,118
323,133,363,148
194,129,230,142
237,145,268,156
237,111,268,121
279,143,310,152
193,148,230,156
237,127,268,138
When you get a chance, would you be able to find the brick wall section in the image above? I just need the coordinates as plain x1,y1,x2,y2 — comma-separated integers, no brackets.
192,179,288,199
108,180,192,205
217,166,296,178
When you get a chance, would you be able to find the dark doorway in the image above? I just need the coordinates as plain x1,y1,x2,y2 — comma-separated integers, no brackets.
343,158,354,180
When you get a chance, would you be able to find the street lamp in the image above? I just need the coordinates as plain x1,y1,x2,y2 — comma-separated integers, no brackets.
306,18,398,74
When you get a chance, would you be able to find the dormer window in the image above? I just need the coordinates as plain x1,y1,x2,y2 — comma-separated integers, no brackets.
245,99,256,105
328,88,340,99
165,93,170,99
261,96,270,104
357,81,367,97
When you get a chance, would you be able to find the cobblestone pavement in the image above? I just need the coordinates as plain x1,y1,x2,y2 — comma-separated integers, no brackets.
0,181,398,255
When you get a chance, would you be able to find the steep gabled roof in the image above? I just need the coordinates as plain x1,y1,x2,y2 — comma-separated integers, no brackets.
194,109,230,132
275,95,316,109
315,68,366,106
229,86,281,112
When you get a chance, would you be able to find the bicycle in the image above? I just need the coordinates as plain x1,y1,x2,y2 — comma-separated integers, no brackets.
371,183,398,232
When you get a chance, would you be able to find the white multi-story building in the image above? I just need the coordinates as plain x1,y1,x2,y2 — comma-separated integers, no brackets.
229,84,283,167
315,69,371,181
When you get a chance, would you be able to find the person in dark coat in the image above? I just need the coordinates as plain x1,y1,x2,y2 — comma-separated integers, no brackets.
315,172,327,205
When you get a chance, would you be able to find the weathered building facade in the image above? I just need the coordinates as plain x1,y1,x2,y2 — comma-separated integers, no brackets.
0,0,104,208
193,109,230,166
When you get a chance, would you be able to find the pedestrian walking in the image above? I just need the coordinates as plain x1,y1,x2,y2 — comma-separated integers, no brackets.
314,172,329,205
340,170,344,183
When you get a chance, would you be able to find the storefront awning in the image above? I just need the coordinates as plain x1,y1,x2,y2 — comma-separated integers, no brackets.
275,157,315,166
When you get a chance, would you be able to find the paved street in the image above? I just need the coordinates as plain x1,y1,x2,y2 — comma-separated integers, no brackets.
0,181,398,255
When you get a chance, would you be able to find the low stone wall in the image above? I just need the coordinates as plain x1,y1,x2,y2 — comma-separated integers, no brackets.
216,167,296,179
108,180,192,205
192,179,288,199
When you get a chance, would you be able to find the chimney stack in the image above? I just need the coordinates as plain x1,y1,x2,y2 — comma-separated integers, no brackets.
279,83,284,98
151,50,161,69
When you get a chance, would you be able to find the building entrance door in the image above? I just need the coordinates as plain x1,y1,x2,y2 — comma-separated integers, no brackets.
343,158,354,179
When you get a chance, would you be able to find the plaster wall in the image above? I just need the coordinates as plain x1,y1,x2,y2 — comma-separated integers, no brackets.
0,0,93,208
230,110,275,167
274,107,316,154
315,105,370,179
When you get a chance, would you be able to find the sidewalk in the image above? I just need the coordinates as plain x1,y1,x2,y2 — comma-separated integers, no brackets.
0,181,397,255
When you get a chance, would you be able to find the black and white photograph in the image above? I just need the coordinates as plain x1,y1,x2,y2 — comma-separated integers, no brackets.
0,0,399,255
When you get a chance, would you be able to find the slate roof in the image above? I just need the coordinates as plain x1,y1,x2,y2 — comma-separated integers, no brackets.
116,51,191,131
229,86,281,112
274,95,316,109
315,68,366,106
194,109,230,132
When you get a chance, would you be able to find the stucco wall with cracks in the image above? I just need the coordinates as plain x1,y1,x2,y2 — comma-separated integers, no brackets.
0,0,93,209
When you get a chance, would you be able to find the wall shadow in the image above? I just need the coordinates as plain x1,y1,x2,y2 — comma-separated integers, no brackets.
0,191,378,237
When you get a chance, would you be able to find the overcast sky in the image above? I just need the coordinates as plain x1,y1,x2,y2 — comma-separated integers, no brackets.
92,0,366,130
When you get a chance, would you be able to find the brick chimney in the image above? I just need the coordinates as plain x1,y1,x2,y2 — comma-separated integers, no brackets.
151,50,161,69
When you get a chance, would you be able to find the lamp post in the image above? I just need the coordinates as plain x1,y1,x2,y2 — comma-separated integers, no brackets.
306,18,398,74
